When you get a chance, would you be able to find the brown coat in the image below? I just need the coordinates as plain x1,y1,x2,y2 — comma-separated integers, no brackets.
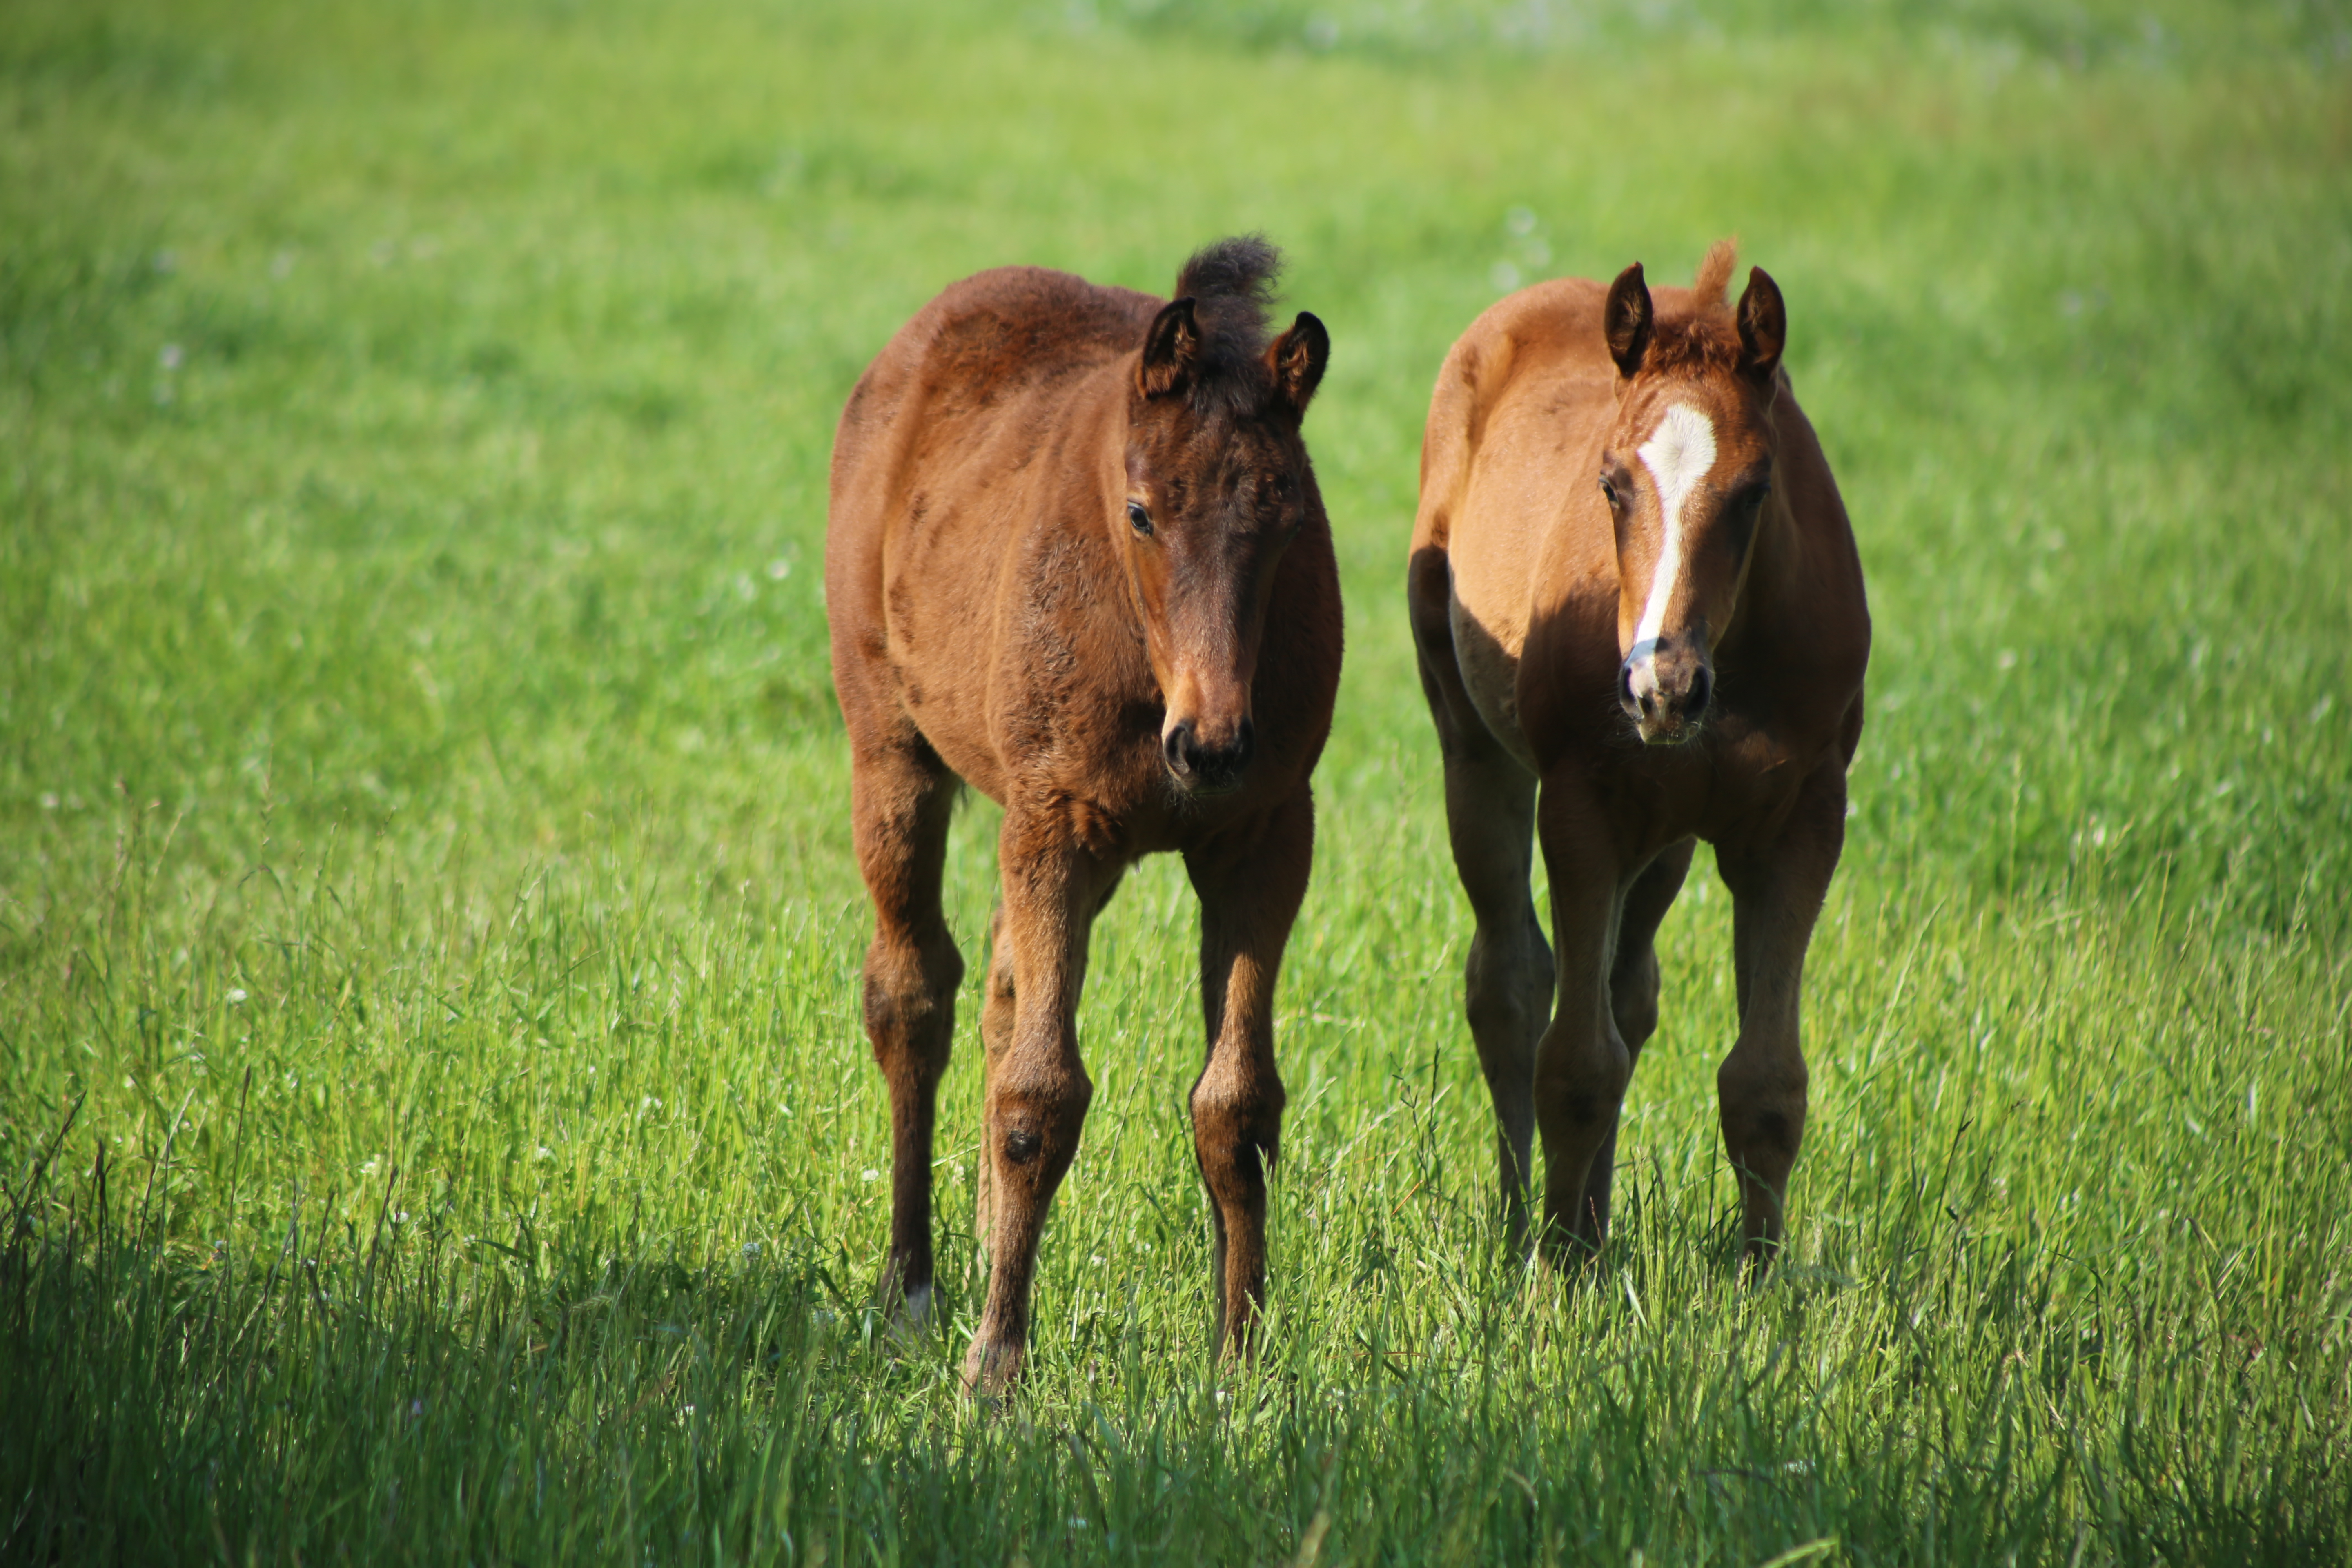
1410,243,1868,1264
828,238,1341,1389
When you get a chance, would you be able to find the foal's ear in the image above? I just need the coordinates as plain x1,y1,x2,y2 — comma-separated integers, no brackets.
1604,263,1653,380
1267,311,1329,417
1736,267,1786,388
1139,296,1200,399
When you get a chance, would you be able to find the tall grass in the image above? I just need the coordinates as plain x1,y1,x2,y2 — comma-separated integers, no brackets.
3,0,2348,1560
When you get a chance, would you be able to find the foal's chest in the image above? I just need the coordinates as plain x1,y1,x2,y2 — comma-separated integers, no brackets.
1578,704,1834,862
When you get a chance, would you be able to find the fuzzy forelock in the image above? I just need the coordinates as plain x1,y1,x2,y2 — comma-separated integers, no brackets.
1642,238,1744,379
1170,234,1285,416
1692,238,1737,307
1175,234,1280,336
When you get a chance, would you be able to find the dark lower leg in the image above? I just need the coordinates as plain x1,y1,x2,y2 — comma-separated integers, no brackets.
972,907,1015,1261
1188,794,1309,1357
1193,1069,1279,1355
961,825,1101,1395
851,743,964,1321
965,1080,1087,1390
1531,785,1626,1262
1717,775,1843,1272
1466,905,1550,1248
1534,1020,1628,1260
1573,843,1690,1248
1717,1062,1806,1258
1443,748,1549,1250
864,921,961,1315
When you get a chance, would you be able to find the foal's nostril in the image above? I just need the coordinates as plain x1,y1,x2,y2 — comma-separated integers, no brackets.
1164,717,1253,792
1163,722,1196,777
1686,664,1712,717
1617,661,1638,715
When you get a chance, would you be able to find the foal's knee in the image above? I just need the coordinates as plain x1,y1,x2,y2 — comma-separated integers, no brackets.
1717,1052,1808,1176
1465,924,1548,1048
1190,1075,1283,1202
987,1066,1092,1195
863,929,964,1073
1535,1028,1633,1131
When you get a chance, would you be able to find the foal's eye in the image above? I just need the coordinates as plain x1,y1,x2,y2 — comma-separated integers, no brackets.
1126,501,1153,537
1598,475,1621,508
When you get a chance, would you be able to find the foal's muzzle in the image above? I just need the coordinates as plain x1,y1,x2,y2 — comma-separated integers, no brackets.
1619,639,1712,745
1163,715,1256,795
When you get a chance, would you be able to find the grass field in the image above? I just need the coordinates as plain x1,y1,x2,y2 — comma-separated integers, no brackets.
4,0,2350,1561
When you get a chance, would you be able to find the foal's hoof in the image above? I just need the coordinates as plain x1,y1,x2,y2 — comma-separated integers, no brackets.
1737,1236,1786,1283
1536,1228,1607,1276
960,1334,1025,1399
883,1283,937,1347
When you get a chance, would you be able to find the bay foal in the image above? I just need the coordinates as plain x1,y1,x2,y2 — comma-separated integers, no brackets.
1410,243,1869,1267
828,238,1341,1391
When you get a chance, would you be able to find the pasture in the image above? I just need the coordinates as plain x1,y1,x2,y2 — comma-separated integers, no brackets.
2,0,2348,1561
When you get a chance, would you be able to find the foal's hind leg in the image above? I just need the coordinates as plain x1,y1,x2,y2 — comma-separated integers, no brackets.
1715,760,1847,1271
1186,790,1312,1360
1570,840,1695,1251
848,730,966,1327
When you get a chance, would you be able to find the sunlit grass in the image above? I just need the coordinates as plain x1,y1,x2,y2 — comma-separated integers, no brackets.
3,0,2348,1561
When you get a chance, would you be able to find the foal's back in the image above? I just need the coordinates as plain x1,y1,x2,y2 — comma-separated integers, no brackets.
831,267,1155,523
826,267,1158,799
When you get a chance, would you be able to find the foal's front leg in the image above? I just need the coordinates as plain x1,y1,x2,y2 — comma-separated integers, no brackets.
1715,757,1848,1270
974,873,1119,1268
1530,775,1629,1260
1186,790,1312,1359
1573,840,1695,1251
962,813,1103,1395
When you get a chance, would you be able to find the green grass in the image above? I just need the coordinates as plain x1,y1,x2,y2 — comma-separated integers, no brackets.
4,0,2349,1561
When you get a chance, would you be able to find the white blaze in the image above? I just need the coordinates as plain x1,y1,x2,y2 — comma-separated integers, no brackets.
1632,403,1717,648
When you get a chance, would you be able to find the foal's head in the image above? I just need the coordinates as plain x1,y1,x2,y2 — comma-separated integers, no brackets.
1596,243,1786,745
1120,237,1329,795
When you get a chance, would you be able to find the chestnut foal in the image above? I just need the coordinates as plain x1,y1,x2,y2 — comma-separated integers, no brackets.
827,238,1341,1391
1410,243,1869,1268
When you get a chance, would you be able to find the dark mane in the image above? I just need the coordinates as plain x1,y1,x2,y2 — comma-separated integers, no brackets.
1173,234,1283,415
